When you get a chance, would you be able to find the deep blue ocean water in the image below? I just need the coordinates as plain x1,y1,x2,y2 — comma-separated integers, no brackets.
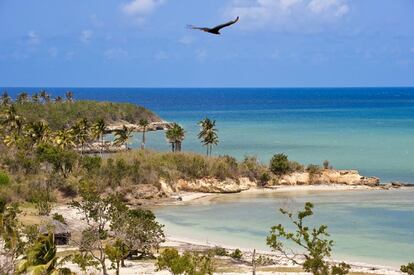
5,87,414,183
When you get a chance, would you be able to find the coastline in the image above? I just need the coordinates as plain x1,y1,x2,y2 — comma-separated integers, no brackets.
51,184,410,274
157,184,405,206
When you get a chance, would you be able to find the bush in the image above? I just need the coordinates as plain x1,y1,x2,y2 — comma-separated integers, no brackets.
0,171,10,186
156,248,215,275
210,246,228,256
323,160,330,170
259,172,271,187
270,154,290,176
401,263,414,275
306,164,322,184
230,249,243,260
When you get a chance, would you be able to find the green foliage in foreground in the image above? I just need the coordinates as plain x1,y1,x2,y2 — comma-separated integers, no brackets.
0,170,10,186
156,248,215,275
267,202,351,275
230,249,243,260
5,100,159,130
401,263,414,275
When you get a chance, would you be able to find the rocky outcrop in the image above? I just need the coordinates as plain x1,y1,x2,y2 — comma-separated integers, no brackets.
276,169,380,186
174,177,256,193
106,121,172,132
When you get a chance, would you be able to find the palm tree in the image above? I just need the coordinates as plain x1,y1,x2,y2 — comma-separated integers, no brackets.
0,91,12,106
65,91,74,103
25,121,50,146
31,93,40,104
114,125,133,150
54,96,63,103
165,123,185,152
198,117,219,156
138,118,149,149
17,233,72,275
1,105,24,135
39,90,51,104
16,92,29,104
52,129,75,149
92,119,107,155
71,118,91,153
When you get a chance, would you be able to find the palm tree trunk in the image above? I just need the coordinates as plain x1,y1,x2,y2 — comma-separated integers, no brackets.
171,142,175,152
100,135,104,156
141,130,145,149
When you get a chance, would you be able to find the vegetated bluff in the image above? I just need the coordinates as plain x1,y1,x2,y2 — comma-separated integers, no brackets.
8,100,161,129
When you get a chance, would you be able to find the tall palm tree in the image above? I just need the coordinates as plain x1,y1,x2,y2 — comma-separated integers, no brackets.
52,129,75,149
31,93,40,104
54,96,63,103
92,118,107,155
16,92,29,104
72,118,91,153
39,90,51,104
1,105,24,135
25,121,50,146
165,123,185,153
0,91,12,106
198,117,219,156
65,91,74,103
138,118,149,149
114,125,133,150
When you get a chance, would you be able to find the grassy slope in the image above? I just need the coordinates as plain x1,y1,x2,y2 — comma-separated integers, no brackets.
10,101,161,129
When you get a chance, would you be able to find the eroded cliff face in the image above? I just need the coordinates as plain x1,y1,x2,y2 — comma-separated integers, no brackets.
117,169,380,205
174,177,256,193
276,170,380,186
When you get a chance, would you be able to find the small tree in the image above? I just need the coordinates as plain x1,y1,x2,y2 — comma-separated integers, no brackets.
266,202,350,275
270,153,290,176
323,160,330,170
105,239,129,275
156,248,215,275
401,263,414,275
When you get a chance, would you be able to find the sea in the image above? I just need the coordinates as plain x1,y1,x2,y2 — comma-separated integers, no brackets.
4,87,414,266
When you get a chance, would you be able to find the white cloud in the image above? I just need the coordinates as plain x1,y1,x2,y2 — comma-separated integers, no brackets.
121,0,165,16
80,30,93,44
27,31,40,45
226,0,350,31
104,48,128,60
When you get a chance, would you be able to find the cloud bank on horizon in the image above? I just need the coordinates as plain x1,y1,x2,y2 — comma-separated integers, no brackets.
226,0,349,31
0,0,413,87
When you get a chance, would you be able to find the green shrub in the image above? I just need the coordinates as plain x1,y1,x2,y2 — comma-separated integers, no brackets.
270,154,290,176
0,171,10,186
323,160,330,170
401,263,414,275
156,248,215,275
288,161,305,172
210,246,228,256
230,249,243,260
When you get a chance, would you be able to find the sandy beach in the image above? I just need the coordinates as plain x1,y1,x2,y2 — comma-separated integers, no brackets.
53,184,407,274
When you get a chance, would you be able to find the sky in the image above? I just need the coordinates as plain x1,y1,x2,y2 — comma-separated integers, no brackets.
0,0,413,88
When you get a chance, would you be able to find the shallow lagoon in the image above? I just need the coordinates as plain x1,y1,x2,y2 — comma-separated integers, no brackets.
155,189,414,267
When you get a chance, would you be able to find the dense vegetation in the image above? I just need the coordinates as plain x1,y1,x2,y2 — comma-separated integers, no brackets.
0,91,160,129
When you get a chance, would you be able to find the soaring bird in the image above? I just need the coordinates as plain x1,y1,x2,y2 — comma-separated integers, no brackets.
188,17,239,35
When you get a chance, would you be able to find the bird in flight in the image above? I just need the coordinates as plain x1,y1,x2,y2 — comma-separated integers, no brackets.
188,17,239,35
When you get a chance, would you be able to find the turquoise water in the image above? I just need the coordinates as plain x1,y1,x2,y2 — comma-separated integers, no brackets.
5,87,414,183
4,87,414,266
154,189,414,267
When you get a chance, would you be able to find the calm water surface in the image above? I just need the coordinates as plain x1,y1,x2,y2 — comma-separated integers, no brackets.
154,189,414,267
5,87,414,183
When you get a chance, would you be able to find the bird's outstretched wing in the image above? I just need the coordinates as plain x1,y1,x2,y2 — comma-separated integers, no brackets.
187,25,210,32
210,16,239,32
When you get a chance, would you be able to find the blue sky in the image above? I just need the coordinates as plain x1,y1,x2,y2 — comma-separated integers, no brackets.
0,0,413,87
